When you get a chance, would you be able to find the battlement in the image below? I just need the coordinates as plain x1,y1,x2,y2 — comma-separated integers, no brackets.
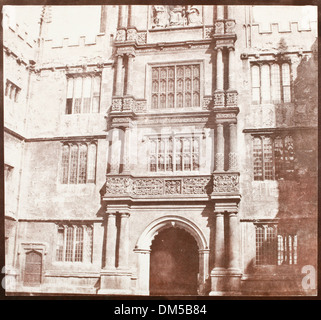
248,21,317,51
250,20,317,34
43,33,106,49
3,12,37,63
40,33,110,66
3,12,37,48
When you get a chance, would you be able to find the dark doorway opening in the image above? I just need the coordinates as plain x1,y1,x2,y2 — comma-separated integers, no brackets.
150,227,199,296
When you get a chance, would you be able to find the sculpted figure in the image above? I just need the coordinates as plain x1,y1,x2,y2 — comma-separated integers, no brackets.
187,6,202,26
169,5,185,26
153,5,169,28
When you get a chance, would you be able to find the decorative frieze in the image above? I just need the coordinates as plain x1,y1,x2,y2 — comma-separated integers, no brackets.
226,91,238,107
111,97,123,111
202,97,212,110
132,178,164,195
165,180,181,194
213,91,225,107
213,91,238,108
213,20,236,36
137,32,147,44
204,27,214,39
126,28,137,41
105,176,211,197
134,100,147,113
182,177,211,194
115,29,126,42
213,173,239,193
214,21,225,35
225,20,236,34
123,97,135,111
106,177,132,194
111,97,147,113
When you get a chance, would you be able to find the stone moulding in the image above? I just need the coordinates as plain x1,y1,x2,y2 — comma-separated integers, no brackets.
105,175,212,197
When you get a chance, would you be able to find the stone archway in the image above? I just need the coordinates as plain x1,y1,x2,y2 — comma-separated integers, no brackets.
134,216,209,295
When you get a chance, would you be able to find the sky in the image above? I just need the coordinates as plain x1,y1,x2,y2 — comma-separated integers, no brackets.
3,5,318,42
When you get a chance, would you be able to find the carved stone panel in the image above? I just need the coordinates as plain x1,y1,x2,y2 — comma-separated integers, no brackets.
213,173,239,193
165,180,181,194
132,178,164,195
183,177,211,194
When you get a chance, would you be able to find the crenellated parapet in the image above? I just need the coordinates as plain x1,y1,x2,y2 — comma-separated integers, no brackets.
247,21,317,52
3,11,37,65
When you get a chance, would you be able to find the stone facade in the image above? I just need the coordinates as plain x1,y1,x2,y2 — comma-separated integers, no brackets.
3,5,317,296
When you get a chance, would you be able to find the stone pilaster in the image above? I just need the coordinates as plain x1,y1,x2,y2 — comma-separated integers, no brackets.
215,123,224,171
125,53,134,96
122,126,131,173
115,54,123,96
104,213,117,269
217,5,224,20
110,129,120,174
118,213,130,269
216,47,224,91
228,123,238,171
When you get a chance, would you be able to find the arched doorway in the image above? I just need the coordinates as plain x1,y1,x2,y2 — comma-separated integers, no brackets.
24,251,42,286
135,215,209,296
150,227,199,295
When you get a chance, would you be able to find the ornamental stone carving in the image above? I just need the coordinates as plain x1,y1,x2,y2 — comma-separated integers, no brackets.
202,97,212,110
214,91,225,107
132,178,164,195
165,180,181,194
106,177,131,194
127,28,137,41
105,176,211,197
183,177,211,194
134,100,147,113
225,20,236,34
123,97,135,111
115,29,126,42
226,91,238,107
137,32,147,44
205,27,214,39
112,98,123,111
152,5,203,28
214,21,224,35
213,173,239,193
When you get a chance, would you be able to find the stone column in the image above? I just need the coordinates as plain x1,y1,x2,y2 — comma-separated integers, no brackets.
125,54,134,96
217,5,224,19
216,47,224,91
228,212,240,271
227,6,234,19
127,5,135,28
228,47,235,90
115,54,123,96
100,6,107,33
215,123,224,171
105,213,117,269
122,126,131,173
118,213,130,269
118,5,126,29
228,123,237,171
214,213,225,270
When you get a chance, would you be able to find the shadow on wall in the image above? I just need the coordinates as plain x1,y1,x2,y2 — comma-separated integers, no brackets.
242,39,318,295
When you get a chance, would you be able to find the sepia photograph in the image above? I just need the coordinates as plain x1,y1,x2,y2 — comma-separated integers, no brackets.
2,4,318,297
